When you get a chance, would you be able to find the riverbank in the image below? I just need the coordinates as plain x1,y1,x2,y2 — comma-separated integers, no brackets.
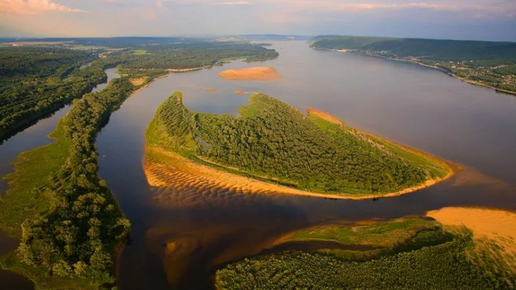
331,49,516,97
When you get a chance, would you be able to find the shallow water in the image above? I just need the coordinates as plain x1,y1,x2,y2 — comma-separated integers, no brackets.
0,68,120,289
94,41,516,289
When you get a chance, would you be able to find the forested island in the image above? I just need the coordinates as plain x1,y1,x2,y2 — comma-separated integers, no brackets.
310,36,516,95
216,212,516,290
145,92,453,199
0,39,279,289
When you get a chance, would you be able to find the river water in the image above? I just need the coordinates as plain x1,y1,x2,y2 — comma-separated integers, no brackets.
1,41,516,290
0,68,120,289
94,41,516,289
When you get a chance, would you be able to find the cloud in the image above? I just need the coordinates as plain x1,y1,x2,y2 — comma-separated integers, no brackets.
0,0,85,14
216,1,250,5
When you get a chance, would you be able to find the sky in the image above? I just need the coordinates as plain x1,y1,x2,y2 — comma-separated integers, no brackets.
0,0,515,41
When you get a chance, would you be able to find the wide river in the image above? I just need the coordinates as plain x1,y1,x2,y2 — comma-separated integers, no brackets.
2,41,516,289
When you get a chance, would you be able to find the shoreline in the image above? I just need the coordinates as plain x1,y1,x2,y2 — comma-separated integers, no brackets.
322,47,516,97
145,143,457,202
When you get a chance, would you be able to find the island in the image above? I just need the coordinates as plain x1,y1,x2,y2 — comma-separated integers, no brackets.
310,36,516,95
218,66,281,81
144,92,454,200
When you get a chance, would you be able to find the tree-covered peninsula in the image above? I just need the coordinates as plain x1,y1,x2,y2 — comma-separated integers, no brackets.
147,92,452,197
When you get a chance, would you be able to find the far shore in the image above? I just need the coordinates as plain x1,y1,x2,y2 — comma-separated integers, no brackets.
329,49,516,96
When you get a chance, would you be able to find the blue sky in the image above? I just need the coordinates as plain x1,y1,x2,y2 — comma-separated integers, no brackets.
0,0,515,41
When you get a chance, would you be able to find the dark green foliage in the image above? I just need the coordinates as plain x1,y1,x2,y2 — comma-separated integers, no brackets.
0,41,278,142
0,47,115,142
119,41,278,70
154,93,448,194
216,235,512,290
16,78,134,284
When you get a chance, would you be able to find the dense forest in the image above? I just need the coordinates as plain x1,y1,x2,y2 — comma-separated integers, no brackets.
310,36,516,94
0,48,111,142
216,219,515,290
151,93,450,194
0,40,279,289
0,40,278,142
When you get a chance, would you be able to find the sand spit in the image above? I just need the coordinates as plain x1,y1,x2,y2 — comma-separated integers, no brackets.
307,109,343,125
427,207,516,272
144,145,455,206
218,67,281,81
234,90,251,95
207,88,218,92
427,207,516,246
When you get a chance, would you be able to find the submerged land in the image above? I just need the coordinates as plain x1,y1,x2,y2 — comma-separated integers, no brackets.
310,36,516,95
145,92,453,200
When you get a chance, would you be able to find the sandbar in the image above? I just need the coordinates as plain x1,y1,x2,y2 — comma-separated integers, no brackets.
218,67,281,81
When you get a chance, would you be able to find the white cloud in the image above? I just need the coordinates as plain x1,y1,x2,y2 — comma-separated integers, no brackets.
0,0,85,15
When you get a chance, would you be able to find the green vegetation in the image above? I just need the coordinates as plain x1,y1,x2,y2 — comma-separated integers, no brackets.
0,40,280,289
0,47,113,142
216,219,515,290
0,78,134,289
0,40,278,143
311,36,516,94
150,92,450,195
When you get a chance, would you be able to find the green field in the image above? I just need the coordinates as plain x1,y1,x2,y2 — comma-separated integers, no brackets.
148,92,452,195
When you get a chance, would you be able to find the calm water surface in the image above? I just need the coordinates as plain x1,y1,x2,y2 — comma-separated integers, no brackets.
0,68,120,289
95,41,516,290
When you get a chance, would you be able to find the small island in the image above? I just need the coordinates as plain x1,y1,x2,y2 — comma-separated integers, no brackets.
218,67,281,81
144,92,454,200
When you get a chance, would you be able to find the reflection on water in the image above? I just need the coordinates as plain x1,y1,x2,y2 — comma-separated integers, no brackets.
93,41,516,289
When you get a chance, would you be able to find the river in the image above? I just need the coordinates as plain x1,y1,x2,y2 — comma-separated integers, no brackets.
94,41,516,289
1,41,516,290
0,67,120,289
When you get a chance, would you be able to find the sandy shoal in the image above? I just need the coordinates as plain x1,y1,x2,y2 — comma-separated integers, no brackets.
427,207,516,246
144,145,454,203
218,67,281,81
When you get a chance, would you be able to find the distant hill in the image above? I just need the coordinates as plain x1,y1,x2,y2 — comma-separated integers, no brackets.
310,36,516,60
310,36,516,95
